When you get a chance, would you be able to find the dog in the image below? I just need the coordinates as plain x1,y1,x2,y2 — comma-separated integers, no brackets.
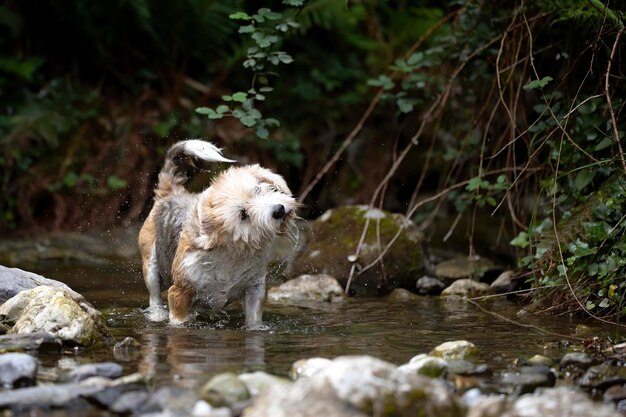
138,139,297,328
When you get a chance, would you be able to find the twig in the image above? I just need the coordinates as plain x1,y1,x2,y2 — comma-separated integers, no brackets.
604,27,626,173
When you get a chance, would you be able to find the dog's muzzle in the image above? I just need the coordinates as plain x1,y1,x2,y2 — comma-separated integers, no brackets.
272,204,287,220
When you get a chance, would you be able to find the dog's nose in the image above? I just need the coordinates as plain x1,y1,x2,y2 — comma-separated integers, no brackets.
272,204,286,219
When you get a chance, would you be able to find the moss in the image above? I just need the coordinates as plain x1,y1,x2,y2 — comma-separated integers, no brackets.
292,205,423,296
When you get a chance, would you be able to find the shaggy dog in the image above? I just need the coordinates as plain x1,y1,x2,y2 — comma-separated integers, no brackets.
138,140,297,328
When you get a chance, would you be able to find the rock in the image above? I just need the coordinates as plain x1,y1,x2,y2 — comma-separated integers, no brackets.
0,371,149,413
398,354,448,378
192,400,233,417
62,362,124,382
109,391,153,414
0,332,62,353
416,276,446,295
267,274,345,304
430,341,480,360
467,387,622,417
441,279,492,298
0,265,84,304
244,355,464,417
604,384,626,403
0,352,38,388
201,373,250,408
490,270,517,293
579,362,626,389
435,256,498,282
447,360,485,376
290,206,424,296
386,288,421,302
0,286,110,347
499,366,556,395
289,357,332,379
238,371,291,397
113,337,141,361
0,382,103,410
513,387,618,416
527,355,554,367
560,352,593,370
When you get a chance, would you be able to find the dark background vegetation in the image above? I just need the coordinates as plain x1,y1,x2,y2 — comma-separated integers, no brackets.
1,0,625,318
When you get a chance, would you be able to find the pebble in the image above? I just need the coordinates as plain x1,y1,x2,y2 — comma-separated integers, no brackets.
289,357,332,379
398,354,448,378
201,373,250,408
603,384,626,403
560,352,593,370
0,352,38,388
430,340,480,360
415,276,446,295
500,366,556,395
62,362,123,382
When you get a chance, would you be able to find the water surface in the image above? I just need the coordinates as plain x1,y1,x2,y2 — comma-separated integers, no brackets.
30,260,609,391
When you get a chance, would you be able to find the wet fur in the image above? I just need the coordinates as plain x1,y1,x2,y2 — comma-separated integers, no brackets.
138,140,297,327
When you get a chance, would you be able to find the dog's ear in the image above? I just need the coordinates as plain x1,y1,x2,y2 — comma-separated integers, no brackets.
192,194,219,250
194,220,218,250
251,165,292,195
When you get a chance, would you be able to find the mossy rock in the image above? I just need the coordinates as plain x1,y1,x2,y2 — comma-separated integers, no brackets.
434,256,497,282
291,205,424,296
0,286,110,347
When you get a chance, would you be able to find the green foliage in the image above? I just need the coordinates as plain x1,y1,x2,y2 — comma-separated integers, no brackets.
196,5,300,139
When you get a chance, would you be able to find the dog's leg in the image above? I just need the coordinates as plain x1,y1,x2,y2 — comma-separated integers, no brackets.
168,284,194,324
145,244,168,322
244,280,267,330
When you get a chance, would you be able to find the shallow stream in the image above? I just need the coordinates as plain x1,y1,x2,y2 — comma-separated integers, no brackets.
28,259,616,391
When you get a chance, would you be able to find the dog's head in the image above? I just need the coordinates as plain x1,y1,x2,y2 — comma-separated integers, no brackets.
192,164,298,250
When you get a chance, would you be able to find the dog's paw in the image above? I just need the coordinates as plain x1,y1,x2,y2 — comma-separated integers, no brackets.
145,306,169,322
168,314,190,326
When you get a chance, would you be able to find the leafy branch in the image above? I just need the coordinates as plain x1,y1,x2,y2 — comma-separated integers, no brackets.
196,6,300,139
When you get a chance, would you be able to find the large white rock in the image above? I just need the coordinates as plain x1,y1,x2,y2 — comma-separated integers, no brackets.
0,286,109,347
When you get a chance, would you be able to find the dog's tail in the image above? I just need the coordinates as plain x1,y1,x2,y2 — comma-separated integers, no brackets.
156,139,235,198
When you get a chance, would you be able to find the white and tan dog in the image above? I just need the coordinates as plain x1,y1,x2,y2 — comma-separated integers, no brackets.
138,140,297,328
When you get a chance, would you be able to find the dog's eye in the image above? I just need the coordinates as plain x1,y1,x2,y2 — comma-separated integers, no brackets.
240,209,248,221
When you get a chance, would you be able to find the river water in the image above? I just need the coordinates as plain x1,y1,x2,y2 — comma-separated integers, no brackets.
26,259,614,392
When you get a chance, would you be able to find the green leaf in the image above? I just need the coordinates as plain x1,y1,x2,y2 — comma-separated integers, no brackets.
583,221,611,243
367,75,394,90
232,92,248,102
523,76,553,90
574,169,594,191
510,232,530,248
599,298,610,308
407,52,424,65
239,25,255,34
229,12,252,20
585,300,596,311
466,177,483,191
265,118,280,127
216,105,229,114
594,137,613,151
486,196,497,207
256,126,269,139
258,8,282,20
277,54,294,64
195,107,212,115
397,97,416,113
107,175,127,190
